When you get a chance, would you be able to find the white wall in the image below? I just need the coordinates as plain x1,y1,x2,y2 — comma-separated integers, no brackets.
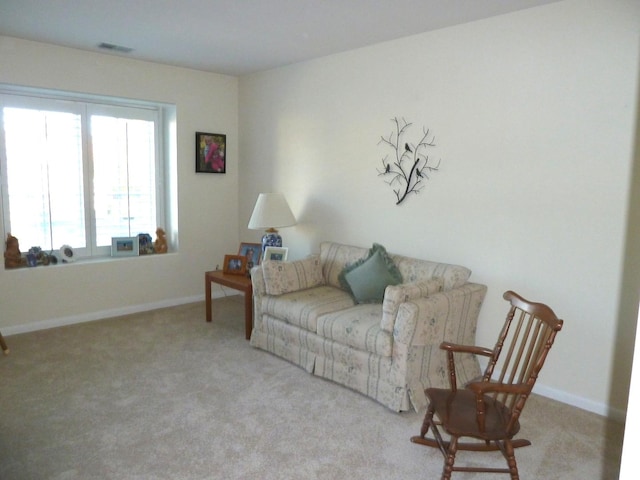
0,36,239,331
620,308,640,477
618,46,640,477
239,0,640,417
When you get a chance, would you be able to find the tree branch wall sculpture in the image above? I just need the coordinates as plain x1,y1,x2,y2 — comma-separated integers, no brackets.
377,117,441,205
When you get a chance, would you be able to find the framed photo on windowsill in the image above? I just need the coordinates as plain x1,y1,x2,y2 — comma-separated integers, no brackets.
223,254,247,275
111,237,139,257
195,132,226,173
263,246,288,262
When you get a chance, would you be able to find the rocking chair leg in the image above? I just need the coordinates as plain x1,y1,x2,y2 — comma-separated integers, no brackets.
503,439,520,480
442,436,458,480
419,404,435,437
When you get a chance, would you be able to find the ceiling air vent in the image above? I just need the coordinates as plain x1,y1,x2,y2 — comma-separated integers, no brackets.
97,42,134,53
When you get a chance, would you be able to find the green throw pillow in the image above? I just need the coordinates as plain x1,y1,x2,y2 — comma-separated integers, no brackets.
339,244,403,303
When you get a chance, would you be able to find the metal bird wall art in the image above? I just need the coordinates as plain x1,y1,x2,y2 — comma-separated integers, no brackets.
377,117,441,205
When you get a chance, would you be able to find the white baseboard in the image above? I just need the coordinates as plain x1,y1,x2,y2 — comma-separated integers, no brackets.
2,289,236,336
476,361,627,423
533,382,626,423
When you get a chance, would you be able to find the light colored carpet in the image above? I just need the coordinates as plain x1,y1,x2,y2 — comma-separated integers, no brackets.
0,296,624,479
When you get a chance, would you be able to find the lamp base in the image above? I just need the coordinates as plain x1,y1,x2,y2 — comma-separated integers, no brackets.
262,229,282,253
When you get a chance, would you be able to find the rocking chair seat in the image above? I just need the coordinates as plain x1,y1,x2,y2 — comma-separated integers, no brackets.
426,387,520,441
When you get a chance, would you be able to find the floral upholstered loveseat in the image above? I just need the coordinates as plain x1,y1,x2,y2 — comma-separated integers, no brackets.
249,241,487,412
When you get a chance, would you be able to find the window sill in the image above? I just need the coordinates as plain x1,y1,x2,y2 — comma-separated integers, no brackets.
3,252,175,271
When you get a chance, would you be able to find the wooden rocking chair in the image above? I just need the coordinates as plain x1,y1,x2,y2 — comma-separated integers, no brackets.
410,290,563,479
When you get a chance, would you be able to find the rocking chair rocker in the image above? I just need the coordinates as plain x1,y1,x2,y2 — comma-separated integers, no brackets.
410,290,563,479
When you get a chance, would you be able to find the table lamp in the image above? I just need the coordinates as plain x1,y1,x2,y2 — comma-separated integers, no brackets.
248,193,297,253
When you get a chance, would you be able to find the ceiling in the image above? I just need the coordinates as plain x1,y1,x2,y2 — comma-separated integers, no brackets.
0,0,559,76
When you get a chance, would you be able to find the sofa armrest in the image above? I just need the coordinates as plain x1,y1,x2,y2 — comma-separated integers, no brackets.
393,283,488,346
250,265,267,297
381,278,444,333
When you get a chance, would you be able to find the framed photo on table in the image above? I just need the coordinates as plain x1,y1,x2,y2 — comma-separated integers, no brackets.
263,246,288,262
195,132,226,173
238,242,261,269
223,254,247,275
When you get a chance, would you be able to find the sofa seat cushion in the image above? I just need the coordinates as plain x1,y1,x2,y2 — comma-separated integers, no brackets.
260,285,355,332
316,304,393,357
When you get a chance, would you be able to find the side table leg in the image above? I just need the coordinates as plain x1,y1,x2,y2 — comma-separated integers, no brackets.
0,331,9,355
244,291,252,340
206,274,212,322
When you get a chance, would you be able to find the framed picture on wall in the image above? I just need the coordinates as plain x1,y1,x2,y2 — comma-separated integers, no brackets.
195,132,226,173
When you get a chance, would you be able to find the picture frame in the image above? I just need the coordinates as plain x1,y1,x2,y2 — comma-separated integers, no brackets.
196,132,226,173
223,254,247,275
111,237,139,257
263,246,288,262
238,242,261,269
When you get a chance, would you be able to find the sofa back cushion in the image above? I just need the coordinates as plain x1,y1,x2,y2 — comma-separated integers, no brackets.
262,255,325,296
320,242,370,289
338,243,403,304
391,254,471,291
320,242,471,292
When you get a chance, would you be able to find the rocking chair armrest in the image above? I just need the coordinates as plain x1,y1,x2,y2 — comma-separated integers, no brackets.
441,342,494,391
440,341,494,357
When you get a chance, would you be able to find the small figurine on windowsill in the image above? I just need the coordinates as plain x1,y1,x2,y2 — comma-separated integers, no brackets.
154,227,168,254
4,233,26,268
138,233,154,255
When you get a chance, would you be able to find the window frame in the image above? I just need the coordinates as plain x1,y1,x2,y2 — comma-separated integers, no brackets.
0,84,172,262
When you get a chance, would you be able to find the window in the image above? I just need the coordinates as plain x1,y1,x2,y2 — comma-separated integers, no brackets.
0,87,172,260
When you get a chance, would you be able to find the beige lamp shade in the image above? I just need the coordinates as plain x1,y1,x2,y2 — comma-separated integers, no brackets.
248,193,296,230
248,193,296,252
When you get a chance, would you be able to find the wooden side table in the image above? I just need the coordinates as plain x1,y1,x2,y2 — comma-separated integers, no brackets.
205,270,253,340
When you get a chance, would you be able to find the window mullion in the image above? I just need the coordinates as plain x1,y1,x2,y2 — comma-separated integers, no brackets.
125,123,132,237
155,112,165,229
82,105,98,255
0,107,11,238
